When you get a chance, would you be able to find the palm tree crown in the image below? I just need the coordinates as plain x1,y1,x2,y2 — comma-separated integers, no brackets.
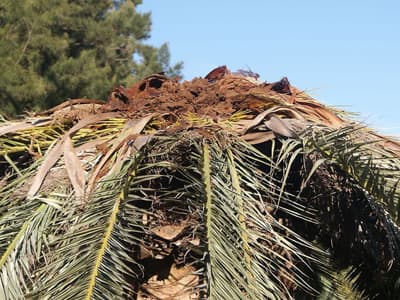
1,66,400,299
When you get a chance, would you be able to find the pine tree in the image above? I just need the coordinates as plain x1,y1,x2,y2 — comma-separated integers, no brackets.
0,0,182,116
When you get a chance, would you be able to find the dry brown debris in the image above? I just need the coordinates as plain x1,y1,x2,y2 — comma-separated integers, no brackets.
101,65,345,129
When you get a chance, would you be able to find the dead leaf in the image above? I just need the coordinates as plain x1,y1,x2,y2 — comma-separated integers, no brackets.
27,141,64,199
40,98,104,115
139,264,198,300
241,131,275,144
264,116,298,138
0,122,34,136
27,112,121,198
151,223,187,241
108,134,153,176
64,136,86,203
238,106,301,134
86,114,155,196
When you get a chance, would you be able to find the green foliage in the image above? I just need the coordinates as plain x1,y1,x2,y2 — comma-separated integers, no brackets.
0,0,182,116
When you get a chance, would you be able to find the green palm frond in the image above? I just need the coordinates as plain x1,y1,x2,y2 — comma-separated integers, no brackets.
0,111,157,298
299,124,400,297
193,134,332,299
0,200,60,299
303,125,400,221
317,267,368,300
31,154,147,299
0,169,79,297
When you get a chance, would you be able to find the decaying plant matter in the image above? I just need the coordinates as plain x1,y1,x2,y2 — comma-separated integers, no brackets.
0,66,400,299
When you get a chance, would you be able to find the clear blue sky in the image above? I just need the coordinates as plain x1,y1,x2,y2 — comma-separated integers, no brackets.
139,1,399,137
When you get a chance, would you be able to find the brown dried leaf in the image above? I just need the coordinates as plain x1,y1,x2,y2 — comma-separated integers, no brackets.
27,141,64,199
237,106,301,135
27,112,121,198
64,136,85,202
86,114,155,195
241,131,276,144
108,135,153,176
139,264,199,300
139,244,153,260
151,224,187,241
237,110,273,134
238,106,294,134
0,122,34,136
295,99,344,128
74,138,109,153
264,116,298,138
40,98,104,115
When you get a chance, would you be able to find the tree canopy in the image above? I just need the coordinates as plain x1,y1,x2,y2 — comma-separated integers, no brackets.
0,0,182,116
0,67,400,299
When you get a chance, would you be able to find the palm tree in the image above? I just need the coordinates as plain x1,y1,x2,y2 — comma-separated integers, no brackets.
0,66,399,299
